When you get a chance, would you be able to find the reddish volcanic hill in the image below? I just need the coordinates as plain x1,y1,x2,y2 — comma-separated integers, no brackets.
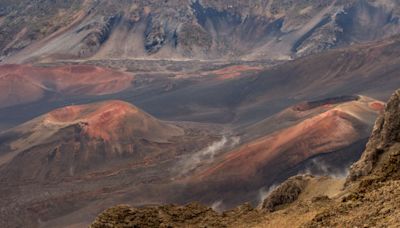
202,111,362,179
183,96,384,207
240,95,383,141
44,100,183,142
201,96,383,180
0,64,134,108
0,100,184,181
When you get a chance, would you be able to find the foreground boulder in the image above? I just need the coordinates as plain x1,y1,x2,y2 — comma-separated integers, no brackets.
262,175,310,212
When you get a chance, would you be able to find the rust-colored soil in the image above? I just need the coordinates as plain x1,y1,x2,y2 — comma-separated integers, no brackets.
369,101,385,111
46,101,139,141
197,96,382,181
198,110,360,180
0,64,134,108
43,100,181,142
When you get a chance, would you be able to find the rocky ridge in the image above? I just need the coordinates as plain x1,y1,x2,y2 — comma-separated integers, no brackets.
348,89,400,182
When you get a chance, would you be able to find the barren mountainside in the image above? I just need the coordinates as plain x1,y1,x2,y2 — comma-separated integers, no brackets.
0,1,400,227
2,0,400,62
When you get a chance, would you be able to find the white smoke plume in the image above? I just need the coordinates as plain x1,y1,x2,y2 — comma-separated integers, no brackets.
177,135,241,176
255,157,350,208
302,157,349,178
211,200,224,212
257,184,277,208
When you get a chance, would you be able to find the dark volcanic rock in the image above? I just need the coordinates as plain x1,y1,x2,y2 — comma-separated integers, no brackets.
78,14,122,57
262,175,310,212
144,18,167,54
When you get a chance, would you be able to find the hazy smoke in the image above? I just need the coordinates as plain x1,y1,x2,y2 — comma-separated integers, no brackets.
255,157,350,208
211,200,224,212
177,135,241,176
257,184,277,208
302,157,349,178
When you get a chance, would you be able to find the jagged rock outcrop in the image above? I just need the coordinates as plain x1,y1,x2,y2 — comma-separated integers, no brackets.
90,203,262,228
262,175,311,212
348,89,400,182
90,203,221,228
78,14,122,57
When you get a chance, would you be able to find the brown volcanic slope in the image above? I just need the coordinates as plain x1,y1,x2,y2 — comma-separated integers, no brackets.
0,64,134,109
206,111,352,179
90,89,400,228
201,96,383,179
181,96,384,207
240,95,382,141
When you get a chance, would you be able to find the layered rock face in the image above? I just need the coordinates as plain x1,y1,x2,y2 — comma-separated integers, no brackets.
2,0,400,62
